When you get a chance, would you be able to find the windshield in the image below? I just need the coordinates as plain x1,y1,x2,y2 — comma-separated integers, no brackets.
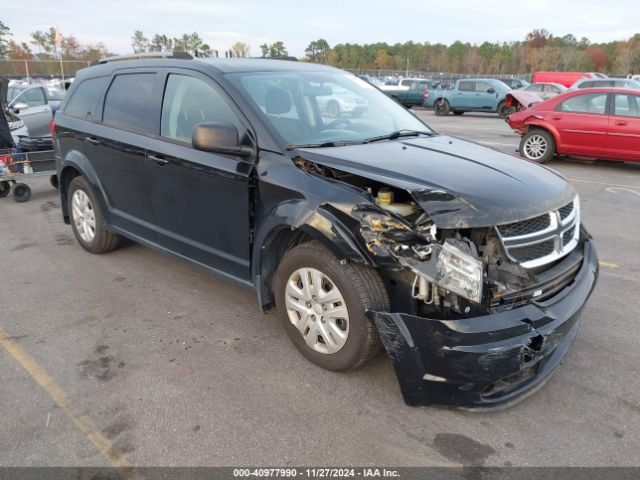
228,70,432,147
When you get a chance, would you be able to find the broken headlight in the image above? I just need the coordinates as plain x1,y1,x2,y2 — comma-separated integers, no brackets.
435,241,483,304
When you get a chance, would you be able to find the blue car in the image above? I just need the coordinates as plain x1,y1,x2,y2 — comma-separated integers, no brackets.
424,78,512,117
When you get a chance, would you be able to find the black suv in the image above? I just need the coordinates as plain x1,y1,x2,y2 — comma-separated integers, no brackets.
54,54,598,409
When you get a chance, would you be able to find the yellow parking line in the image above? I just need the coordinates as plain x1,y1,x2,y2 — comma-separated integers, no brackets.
0,327,143,480
569,178,640,190
599,261,619,269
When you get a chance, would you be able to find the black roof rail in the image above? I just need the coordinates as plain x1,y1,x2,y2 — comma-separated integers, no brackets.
98,51,193,64
250,56,299,62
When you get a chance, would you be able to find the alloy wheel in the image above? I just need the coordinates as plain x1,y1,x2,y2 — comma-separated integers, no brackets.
523,134,548,160
72,189,96,243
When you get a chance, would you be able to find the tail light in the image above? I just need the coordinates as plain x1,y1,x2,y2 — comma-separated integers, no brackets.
423,91,429,100
49,118,55,137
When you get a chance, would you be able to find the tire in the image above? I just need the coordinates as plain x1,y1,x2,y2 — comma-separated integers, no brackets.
497,101,508,118
273,240,389,371
434,99,450,116
68,176,120,254
0,180,11,198
49,175,59,190
10,183,31,203
519,129,556,164
327,101,340,118
453,111,464,116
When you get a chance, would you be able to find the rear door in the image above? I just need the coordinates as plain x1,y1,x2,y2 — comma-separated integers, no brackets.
606,92,640,161
145,70,254,282
553,91,610,157
88,70,159,239
454,81,475,109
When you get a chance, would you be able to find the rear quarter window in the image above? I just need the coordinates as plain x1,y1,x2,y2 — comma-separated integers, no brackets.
102,73,157,133
64,76,109,120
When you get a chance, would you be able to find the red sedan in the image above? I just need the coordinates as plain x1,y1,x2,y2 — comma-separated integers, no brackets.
507,88,640,163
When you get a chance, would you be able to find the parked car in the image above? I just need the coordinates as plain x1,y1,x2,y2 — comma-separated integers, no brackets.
507,87,640,163
531,71,604,88
7,85,54,138
383,78,432,107
316,85,368,117
521,82,567,100
500,78,530,89
54,55,597,409
570,78,640,90
423,78,512,117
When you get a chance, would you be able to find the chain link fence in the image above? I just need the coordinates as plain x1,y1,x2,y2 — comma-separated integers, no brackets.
346,69,531,83
0,60,92,79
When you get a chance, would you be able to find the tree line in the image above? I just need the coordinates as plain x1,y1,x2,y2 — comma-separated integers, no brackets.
1,21,640,75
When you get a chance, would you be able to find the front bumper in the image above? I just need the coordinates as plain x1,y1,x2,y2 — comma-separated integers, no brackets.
367,241,598,410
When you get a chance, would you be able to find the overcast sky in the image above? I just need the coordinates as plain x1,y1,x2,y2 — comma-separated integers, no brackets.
3,0,640,56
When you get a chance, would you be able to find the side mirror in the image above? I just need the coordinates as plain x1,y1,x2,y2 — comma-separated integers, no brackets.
487,88,496,94
192,122,253,158
11,102,29,114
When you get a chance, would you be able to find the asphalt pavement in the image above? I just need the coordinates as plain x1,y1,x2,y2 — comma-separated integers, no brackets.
1,110,639,469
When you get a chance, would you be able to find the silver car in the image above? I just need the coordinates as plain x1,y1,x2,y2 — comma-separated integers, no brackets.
8,85,54,138
570,78,640,90
522,82,567,100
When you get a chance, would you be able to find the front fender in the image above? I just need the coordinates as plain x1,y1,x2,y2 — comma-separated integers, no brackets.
252,199,374,311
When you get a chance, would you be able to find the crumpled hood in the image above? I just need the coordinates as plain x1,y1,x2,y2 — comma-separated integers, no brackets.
296,134,575,228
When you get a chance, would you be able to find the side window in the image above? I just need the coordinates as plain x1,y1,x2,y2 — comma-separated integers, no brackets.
17,88,46,107
559,93,608,114
64,77,109,120
529,84,543,92
161,74,241,143
613,94,640,117
400,79,411,87
544,85,560,94
103,73,156,133
476,81,491,93
578,81,593,89
458,81,475,92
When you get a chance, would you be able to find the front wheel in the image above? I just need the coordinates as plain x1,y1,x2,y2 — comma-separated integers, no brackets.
273,241,389,371
68,176,120,253
434,99,450,116
10,183,31,203
519,129,556,163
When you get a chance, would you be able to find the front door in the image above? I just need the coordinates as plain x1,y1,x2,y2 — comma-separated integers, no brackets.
146,71,254,282
474,81,495,110
553,91,609,157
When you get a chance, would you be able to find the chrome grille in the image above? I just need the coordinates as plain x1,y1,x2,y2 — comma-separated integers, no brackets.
496,198,580,269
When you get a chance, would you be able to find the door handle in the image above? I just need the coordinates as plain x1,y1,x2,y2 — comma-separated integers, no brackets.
552,116,562,121
86,136,101,145
148,154,169,166
615,120,628,126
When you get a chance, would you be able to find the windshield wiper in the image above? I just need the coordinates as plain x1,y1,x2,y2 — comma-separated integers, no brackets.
361,129,434,144
287,140,355,150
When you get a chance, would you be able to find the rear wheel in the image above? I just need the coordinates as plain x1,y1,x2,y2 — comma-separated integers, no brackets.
497,101,509,118
68,176,120,253
519,129,555,163
434,99,450,116
273,241,388,371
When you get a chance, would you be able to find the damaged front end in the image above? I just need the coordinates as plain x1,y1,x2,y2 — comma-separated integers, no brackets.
294,157,598,409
